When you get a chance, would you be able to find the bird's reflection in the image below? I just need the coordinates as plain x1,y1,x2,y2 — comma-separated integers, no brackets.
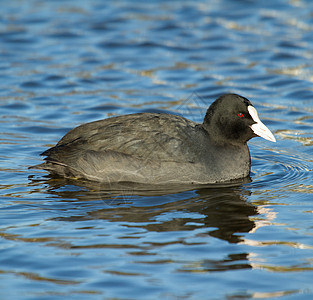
29,175,256,244
29,175,267,272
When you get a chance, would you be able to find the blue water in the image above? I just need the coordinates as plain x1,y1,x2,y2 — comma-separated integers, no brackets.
1,0,313,299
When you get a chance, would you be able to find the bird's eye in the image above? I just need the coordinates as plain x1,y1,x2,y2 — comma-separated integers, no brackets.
238,113,244,118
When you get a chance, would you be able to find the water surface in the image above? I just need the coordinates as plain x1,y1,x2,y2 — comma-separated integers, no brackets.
1,1,313,299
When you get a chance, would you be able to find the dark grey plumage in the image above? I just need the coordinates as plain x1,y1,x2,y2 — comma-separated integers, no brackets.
33,94,275,184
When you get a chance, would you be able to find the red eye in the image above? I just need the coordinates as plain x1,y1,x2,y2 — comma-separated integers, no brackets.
238,113,244,118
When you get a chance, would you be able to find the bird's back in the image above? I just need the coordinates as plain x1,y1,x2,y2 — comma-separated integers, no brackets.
38,113,221,183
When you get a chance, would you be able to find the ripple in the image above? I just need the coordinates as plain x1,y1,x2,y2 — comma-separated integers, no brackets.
250,147,312,190
20,81,46,89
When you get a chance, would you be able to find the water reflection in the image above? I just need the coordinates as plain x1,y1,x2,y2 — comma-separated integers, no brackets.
33,176,258,245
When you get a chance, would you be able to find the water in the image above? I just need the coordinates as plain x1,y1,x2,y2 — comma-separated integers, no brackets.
1,0,313,299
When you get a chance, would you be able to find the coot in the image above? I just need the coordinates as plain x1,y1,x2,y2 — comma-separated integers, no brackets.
33,94,275,184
